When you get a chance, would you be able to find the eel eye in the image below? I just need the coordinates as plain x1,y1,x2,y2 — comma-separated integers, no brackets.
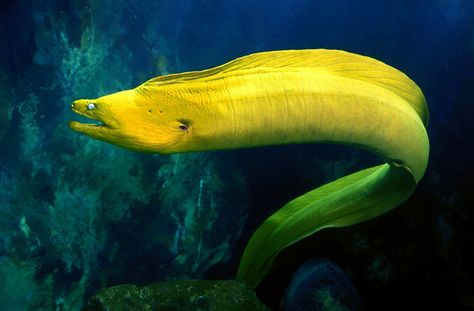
87,103,96,110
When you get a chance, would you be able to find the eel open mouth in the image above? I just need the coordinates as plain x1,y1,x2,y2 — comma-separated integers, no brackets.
69,100,116,134
69,119,109,131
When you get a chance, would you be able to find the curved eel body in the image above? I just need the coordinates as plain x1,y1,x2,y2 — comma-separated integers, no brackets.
70,50,429,288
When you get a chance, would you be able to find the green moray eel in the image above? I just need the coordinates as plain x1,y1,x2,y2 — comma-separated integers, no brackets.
69,49,429,288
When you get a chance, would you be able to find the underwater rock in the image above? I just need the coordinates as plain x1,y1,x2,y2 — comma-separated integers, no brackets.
281,259,361,311
84,279,270,311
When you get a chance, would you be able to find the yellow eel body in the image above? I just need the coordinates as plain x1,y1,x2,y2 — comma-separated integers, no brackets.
69,49,429,288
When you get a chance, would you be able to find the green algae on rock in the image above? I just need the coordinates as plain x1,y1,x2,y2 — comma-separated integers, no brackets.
84,279,270,311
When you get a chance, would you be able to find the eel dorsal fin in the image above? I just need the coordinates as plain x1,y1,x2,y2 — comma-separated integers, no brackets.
141,50,428,126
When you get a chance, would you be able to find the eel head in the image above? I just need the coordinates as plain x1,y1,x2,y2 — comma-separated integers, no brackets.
69,90,191,153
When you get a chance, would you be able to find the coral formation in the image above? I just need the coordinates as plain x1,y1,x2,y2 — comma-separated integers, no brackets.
158,153,248,278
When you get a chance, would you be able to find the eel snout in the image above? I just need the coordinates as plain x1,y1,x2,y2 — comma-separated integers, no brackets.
69,99,117,134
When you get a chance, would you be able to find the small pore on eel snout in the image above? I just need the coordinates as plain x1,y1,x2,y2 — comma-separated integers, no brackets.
148,109,163,114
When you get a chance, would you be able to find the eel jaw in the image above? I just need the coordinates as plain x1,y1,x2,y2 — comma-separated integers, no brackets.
69,120,112,135
69,101,118,138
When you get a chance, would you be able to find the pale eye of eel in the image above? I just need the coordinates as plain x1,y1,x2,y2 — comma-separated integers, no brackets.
87,103,96,110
